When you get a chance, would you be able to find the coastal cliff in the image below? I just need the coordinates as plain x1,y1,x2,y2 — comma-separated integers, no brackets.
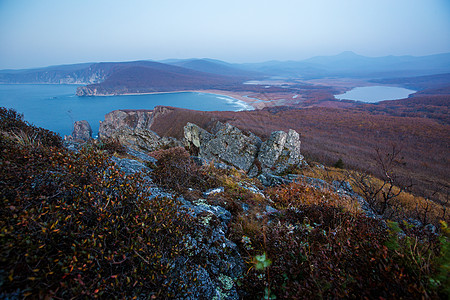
99,106,174,138
98,106,181,152
0,63,112,84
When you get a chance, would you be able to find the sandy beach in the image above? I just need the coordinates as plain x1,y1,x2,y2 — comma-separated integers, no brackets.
113,89,276,110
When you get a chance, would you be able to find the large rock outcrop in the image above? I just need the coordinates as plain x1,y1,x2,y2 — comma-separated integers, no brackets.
99,106,174,138
99,110,154,138
184,122,304,176
185,122,261,173
71,120,92,141
249,129,303,176
105,127,181,152
99,107,180,152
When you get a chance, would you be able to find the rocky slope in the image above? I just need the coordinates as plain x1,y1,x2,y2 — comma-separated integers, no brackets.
1,107,448,299
98,105,449,206
97,108,305,177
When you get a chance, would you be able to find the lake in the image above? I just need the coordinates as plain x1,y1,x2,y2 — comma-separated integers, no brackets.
0,84,251,137
335,86,416,103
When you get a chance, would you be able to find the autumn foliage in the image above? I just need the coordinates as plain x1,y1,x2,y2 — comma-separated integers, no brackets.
0,109,205,298
1,107,449,299
238,183,448,299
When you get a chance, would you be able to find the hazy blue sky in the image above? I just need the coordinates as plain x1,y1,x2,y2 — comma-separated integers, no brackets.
1,0,449,69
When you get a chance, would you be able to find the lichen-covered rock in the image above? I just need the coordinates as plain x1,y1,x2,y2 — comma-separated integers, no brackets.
71,120,92,141
252,129,304,175
99,110,154,139
110,156,151,176
257,130,287,167
110,150,243,299
99,107,174,139
99,108,181,152
160,196,242,299
207,122,261,172
285,129,303,163
146,219,242,299
105,127,180,152
184,122,304,176
184,122,262,173
184,122,213,149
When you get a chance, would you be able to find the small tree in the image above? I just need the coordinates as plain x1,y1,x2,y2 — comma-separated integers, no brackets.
334,158,344,169
348,145,411,218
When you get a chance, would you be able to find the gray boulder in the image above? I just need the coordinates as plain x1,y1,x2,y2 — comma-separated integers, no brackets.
98,110,154,138
99,107,174,139
251,129,303,176
71,120,92,141
184,122,261,173
99,109,181,152
105,127,181,153
184,122,304,176
184,122,213,149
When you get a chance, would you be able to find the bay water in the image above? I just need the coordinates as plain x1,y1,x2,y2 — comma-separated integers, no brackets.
0,84,251,137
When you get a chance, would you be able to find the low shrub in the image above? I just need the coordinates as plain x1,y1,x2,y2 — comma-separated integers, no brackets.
97,137,127,155
266,181,361,214
0,114,204,298
0,107,62,148
235,182,447,299
149,147,220,194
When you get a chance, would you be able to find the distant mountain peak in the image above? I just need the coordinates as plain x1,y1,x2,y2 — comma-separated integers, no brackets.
336,51,361,57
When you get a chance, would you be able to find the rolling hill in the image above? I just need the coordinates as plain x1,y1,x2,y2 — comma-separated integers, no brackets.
75,61,245,95
1,52,450,95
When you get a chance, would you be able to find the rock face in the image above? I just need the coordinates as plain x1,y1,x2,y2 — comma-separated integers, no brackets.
99,110,154,138
99,106,173,138
71,120,92,141
107,127,180,152
184,122,304,176
185,122,261,173
249,129,303,176
99,107,180,152
110,148,243,299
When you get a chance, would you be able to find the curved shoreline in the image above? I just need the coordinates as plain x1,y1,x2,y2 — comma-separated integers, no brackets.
84,89,272,110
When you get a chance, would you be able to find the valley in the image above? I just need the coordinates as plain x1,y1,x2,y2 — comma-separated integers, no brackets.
1,52,449,204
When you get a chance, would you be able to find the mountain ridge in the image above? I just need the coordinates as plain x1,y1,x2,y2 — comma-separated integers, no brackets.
1,52,450,96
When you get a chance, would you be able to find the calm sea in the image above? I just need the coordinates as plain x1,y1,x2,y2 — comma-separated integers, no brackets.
0,84,251,137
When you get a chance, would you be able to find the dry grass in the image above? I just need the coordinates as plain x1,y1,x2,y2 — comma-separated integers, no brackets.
294,163,449,226
266,181,362,215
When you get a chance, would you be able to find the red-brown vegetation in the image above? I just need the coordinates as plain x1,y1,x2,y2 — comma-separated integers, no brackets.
0,109,208,298
232,182,449,299
148,142,449,299
359,95,450,124
148,105,449,205
1,107,449,298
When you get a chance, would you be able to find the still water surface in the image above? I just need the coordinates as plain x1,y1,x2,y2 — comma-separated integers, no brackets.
0,84,251,137
335,86,416,103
